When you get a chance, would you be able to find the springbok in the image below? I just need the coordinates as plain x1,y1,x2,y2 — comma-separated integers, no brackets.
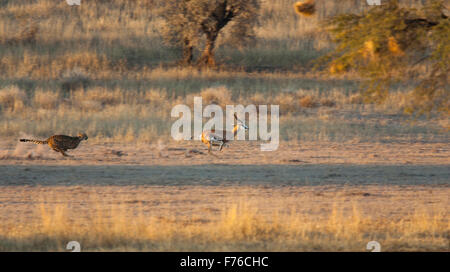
201,113,248,153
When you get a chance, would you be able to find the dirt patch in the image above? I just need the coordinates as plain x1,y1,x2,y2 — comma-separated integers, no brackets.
0,141,448,166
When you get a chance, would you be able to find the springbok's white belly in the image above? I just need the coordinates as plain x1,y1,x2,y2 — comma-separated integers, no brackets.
202,131,225,144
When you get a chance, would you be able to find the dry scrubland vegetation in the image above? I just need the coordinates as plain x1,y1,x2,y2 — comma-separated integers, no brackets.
0,0,447,143
0,0,449,252
2,201,448,251
0,186,448,251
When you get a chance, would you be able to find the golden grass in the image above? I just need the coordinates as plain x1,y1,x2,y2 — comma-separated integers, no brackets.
362,40,377,61
388,36,404,57
0,24,39,45
0,83,446,143
33,89,60,110
1,199,447,252
198,86,233,107
0,86,27,113
299,95,319,108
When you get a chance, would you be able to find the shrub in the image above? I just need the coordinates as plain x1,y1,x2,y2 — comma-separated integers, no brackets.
322,0,449,117
320,98,336,107
160,0,260,67
299,95,318,108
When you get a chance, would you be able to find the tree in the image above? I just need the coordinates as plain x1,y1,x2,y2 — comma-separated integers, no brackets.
160,0,260,67
160,1,200,65
320,0,449,117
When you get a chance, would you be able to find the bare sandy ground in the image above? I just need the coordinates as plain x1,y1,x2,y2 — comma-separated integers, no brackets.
0,140,448,166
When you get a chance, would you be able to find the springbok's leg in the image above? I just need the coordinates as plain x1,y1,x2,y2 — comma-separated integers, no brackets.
208,141,212,153
219,142,224,151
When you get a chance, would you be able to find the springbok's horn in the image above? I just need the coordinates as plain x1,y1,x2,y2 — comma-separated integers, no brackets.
234,113,238,120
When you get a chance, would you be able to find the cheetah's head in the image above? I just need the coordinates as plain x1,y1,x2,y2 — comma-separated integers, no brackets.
78,133,88,141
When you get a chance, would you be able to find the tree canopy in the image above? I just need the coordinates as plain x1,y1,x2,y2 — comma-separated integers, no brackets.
160,0,260,67
321,0,449,117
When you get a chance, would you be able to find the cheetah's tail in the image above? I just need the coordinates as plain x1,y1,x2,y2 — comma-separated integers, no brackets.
19,139,48,144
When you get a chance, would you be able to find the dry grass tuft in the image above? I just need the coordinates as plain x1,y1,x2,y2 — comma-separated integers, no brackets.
0,86,28,112
1,23,39,45
72,87,124,110
329,62,347,74
275,92,299,113
320,98,336,107
362,40,377,60
63,52,109,73
143,89,168,106
196,86,232,107
33,89,60,110
248,92,267,105
349,93,364,104
388,36,404,56
299,95,319,108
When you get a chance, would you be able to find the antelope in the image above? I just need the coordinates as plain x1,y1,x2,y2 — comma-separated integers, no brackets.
201,113,248,153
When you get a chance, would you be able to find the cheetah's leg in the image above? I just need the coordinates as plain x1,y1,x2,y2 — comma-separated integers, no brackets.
61,150,72,157
54,148,70,157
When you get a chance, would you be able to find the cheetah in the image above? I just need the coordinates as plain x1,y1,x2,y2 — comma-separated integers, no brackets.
19,133,88,157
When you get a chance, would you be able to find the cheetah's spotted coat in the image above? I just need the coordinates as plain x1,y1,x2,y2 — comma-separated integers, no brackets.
19,133,88,157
